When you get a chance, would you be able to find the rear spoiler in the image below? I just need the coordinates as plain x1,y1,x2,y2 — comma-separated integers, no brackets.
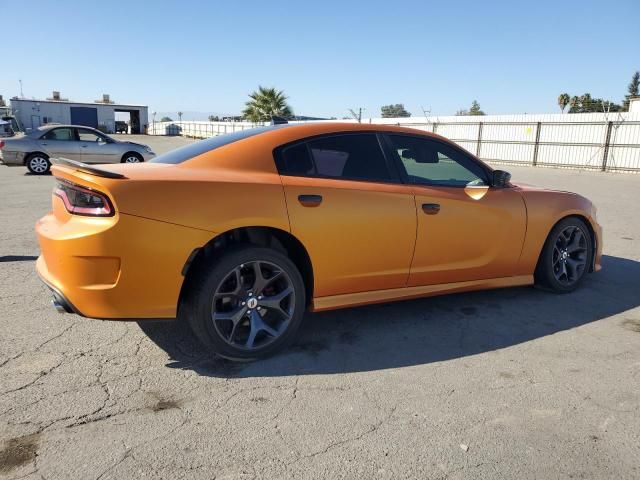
51,157,128,179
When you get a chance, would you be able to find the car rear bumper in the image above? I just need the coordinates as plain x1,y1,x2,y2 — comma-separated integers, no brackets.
0,150,23,165
35,200,213,319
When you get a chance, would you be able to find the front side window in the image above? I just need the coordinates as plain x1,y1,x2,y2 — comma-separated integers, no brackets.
277,134,392,183
77,129,106,142
42,128,75,141
386,134,488,187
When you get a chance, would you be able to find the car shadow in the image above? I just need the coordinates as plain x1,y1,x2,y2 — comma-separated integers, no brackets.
138,255,640,378
0,255,39,262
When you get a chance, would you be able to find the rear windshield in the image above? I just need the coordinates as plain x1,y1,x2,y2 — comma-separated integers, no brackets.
150,125,284,164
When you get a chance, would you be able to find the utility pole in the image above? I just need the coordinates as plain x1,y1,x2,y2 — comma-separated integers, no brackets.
19,79,24,98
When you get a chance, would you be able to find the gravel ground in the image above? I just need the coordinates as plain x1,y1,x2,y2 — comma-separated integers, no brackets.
1,135,639,479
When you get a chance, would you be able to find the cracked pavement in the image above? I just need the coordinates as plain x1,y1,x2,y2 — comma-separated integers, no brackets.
1,135,639,479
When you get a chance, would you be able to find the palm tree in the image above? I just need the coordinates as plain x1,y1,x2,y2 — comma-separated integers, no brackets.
242,86,293,122
178,111,183,122
569,96,580,113
558,93,570,113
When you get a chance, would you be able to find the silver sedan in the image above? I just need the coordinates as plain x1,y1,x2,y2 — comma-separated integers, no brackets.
0,125,155,174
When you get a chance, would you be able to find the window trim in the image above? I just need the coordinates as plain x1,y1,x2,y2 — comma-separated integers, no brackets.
380,133,493,188
273,131,401,185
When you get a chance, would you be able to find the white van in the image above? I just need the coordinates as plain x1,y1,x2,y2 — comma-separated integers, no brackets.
0,119,13,138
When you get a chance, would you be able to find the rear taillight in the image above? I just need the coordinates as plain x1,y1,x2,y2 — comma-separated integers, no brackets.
53,181,114,217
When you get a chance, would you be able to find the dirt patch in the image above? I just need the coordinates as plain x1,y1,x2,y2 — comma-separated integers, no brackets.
0,433,40,474
150,398,183,412
622,318,640,333
339,331,359,346
292,339,329,356
460,307,478,316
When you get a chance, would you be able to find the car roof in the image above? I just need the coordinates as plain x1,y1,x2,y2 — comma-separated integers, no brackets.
37,124,99,131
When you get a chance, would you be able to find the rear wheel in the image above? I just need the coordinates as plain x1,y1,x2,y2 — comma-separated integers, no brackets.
25,153,51,174
181,246,306,360
535,217,593,292
122,152,143,163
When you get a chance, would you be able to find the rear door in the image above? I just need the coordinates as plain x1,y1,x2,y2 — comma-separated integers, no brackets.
276,133,417,298
38,127,81,161
76,128,120,163
383,134,527,286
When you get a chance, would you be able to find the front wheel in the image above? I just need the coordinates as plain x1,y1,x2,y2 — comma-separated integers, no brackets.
25,153,51,174
535,217,593,293
181,246,307,360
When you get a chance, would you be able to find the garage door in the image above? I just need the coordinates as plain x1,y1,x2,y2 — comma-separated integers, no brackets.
70,107,98,128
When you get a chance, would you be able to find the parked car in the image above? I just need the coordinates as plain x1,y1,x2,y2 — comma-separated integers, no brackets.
115,121,128,134
35,123,602,360
0,119,13,137
0,125,155,174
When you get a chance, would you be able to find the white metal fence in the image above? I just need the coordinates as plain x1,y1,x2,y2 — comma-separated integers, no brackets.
147,112,640,172
148,121,264,137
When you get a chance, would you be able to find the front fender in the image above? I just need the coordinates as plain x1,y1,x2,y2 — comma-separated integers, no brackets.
515,189,601,275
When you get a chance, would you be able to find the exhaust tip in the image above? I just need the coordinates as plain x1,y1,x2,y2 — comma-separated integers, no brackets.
51,298,67,314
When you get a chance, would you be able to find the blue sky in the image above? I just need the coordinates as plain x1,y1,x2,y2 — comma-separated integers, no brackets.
1,0,638,119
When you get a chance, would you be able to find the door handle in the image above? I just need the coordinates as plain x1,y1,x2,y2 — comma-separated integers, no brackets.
422,203,440,214
298,194,322,207
81,145,88,148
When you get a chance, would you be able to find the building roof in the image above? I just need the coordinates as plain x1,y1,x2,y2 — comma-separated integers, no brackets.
10,97,148,109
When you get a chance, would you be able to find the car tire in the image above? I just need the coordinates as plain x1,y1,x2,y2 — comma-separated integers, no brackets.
121,152,143,163
25,153,51,175
181,245,307,361
535,217,593,293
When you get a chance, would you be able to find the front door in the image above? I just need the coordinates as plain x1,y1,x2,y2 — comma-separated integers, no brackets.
383,133,527,286
31,115,41,130
39,127,81,161
276,133,417,298
76,128,120,163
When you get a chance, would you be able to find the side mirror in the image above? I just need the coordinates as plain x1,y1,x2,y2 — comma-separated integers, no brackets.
491,170,511,188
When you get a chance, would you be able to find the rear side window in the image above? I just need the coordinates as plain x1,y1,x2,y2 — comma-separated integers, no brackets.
42,128,75,141
279,143,315,175
277,134,392,182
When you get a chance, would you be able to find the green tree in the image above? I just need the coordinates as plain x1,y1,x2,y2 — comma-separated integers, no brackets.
160,116,173,122
568,93,622,113
208,115,220,122
380,104,411,118
242,86,293,122
623,71,640,111
469,100,485,116
558,93,570,113
569,96,580,112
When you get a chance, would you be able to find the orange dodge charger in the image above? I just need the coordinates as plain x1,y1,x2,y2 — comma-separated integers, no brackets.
36,122,602,360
